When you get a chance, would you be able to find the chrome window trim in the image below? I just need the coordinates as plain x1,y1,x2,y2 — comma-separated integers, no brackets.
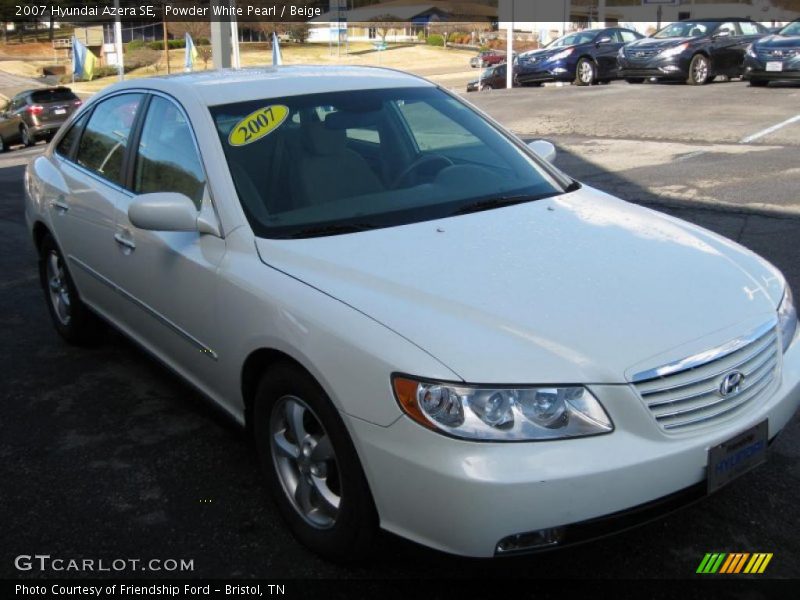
631,318,779,383
60,158,134,199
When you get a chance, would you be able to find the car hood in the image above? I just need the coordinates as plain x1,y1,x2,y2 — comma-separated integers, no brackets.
255,188,783,384
628,37,695,50
756,34,800,49
521,46,575,61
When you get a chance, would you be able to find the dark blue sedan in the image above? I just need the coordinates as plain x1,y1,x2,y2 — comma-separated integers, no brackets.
744,19,800,86
515,27,643,86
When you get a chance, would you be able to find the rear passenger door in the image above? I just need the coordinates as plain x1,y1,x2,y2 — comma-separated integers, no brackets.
111,94,227,391
49,93,144,318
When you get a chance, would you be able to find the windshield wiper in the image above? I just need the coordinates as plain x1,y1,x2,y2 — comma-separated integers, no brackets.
451,193,556,216
286,222,379,239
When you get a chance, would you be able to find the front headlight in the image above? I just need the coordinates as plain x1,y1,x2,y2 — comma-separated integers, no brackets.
659,42,689,58
778,285,798,353
393,377,613,441
746,43,757,58
549,48,575,61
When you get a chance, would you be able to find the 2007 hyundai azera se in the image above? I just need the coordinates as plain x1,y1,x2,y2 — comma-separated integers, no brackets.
25,66,800,559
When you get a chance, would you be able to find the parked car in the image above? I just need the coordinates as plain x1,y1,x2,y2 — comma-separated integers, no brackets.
618,18,768,85
25,66,800,560
466,63,515,91
0,87,81,152
515,27,643,86
470,50,505,68
744,19,800,86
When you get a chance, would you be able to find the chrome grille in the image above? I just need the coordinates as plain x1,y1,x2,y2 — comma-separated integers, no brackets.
633,322,780,432
758,48,799,61
626,48,660,61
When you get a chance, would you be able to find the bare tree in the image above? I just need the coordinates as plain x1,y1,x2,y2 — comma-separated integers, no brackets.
369,14,403,43
167,21,211,42
197,46,212,70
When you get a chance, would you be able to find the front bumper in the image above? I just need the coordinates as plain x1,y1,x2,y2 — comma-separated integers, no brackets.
347,335,800,558
744,57,800,80
618,55,690,80
517,61,574,83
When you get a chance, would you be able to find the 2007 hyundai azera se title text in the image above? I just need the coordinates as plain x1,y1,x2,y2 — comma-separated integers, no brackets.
24,66,800,559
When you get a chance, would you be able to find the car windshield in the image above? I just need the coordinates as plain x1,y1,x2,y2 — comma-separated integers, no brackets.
780,20,800,36
210,87,570,239
548,31,598,48
654,21,716,38
31,88,78,103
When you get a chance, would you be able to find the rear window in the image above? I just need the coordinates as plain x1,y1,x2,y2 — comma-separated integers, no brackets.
31,89,78,104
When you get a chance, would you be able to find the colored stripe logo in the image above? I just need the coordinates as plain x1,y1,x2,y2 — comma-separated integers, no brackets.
697,553,773,574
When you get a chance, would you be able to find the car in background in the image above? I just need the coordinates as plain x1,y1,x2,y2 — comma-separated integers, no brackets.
0,87,82,152
515,27,643,86
618,19,768,85
470,50,506,68
466,63,515,91
744,19,800,86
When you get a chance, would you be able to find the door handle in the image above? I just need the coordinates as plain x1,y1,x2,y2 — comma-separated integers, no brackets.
114,232,136,251
51,196,69,213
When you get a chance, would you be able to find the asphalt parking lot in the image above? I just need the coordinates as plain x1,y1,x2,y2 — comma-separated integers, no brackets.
2,79,799,580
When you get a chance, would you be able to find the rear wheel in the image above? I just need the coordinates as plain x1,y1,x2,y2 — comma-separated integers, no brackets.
21,125,34,147
625,77,645,84
749,78,769,87
254,362,378,562
687,54,711,85
575,58,597,86
38,234,100,345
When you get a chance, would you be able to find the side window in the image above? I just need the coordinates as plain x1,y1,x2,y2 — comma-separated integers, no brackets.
717,22,737,37
76,93,143,187
619,30,639,43
134,96,206,209
739,22,761,36
55,112,89,160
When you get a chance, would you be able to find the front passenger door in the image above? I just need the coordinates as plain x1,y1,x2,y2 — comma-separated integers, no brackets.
111,94,227,394
594,29,623,78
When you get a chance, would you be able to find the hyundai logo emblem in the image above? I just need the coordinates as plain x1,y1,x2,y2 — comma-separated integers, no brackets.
719,371,745,397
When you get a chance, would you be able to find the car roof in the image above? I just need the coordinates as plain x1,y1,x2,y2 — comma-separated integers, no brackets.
102,65,435,107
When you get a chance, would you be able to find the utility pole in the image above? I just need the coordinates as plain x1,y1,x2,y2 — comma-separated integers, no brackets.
211,1,232,69
163,20,170,74
113,0,124,80
506,0,513,89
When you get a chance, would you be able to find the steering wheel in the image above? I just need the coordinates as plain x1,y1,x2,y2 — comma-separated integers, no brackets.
392,154,454,189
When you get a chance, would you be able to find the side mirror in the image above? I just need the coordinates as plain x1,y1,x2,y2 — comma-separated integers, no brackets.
714,30,732,38
128,192,198,232
528,140,557,163
596,36,613,45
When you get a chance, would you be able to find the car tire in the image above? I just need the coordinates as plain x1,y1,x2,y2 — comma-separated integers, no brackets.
687,54,711,85
39,234,101,345
21,125,35,147
575,58,597,86
0,134,6,153
625,78,645,84
749,79,769,87
479,83,493,91
254,362,378,562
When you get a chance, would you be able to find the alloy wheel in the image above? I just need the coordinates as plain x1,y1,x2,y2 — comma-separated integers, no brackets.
579,61,594,84
692,56,709,84
46,250,71,325
270,395,342,529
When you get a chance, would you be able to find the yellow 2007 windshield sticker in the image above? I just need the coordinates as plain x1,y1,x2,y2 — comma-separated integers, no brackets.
228,105,289,147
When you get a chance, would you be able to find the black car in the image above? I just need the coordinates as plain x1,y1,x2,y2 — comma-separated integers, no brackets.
744,19,800,86
515,27,643,86
466,63,514,92
618,19,769,85
0,87,82,152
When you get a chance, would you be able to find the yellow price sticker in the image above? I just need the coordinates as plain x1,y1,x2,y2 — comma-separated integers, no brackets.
228,105,290,147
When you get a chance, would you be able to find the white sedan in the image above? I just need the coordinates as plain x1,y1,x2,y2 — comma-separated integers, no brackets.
24,66,800,559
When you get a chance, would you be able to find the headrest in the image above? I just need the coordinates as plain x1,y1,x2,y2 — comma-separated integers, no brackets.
302,121,346,156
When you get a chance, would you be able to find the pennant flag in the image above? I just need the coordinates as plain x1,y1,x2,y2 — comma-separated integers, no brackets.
272,32,282,66
72,37,98,81
185,33,198,72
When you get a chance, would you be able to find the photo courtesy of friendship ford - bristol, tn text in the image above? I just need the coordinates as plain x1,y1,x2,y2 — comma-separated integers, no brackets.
2,0,800,594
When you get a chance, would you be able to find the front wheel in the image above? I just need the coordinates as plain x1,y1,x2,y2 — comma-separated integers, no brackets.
749,78,769,87
575,58,597,86
254,362,378,562
687,54,711,85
